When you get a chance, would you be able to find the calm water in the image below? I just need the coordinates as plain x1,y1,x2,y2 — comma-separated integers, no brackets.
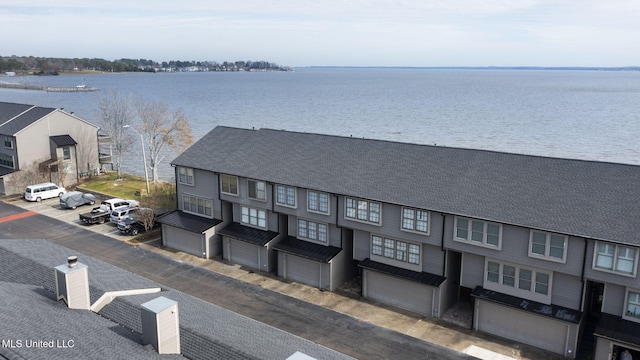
1,68,639,180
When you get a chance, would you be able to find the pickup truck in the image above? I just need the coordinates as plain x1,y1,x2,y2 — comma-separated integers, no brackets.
79,198,140,225
117,208,166,235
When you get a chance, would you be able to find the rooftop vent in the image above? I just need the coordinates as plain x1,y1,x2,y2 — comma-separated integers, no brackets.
141,296,180,355
54,256,90,310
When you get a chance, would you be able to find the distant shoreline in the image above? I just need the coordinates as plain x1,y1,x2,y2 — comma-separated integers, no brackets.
306,66,640,71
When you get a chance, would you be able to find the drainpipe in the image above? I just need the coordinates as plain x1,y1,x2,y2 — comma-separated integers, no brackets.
74,144,79,184
441,213,447,276
579,238,588,311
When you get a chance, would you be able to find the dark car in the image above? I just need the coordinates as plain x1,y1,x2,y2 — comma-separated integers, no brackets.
117,208,166,235
59,191,96,209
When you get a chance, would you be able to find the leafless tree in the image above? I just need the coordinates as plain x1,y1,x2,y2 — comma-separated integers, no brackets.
97,89,135,180
135,100,193,183
5,159,50,195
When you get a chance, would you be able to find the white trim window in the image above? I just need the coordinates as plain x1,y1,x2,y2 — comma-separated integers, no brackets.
178,166,194,186
371,235,420,265
593,242,637,276
308,190,330,214
345,198,381,225
454,217,502,249
4,136,13,148
276,185,296,207
182,194,212,217
485,259,552,304
625,290,640,322
62,146,71,160
241,206,266,228
529,230,567,263
221,174,238,195
298,219,328,243
0,153,14,168
248,179,266,201
401,207,429,234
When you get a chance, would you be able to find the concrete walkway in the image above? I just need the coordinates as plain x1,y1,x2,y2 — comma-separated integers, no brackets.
134,237,564,360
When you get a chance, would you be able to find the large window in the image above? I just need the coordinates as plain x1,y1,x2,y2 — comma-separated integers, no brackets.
594,242,637,276
625,290,640,321
454,217,501,249
298,219,328,243
178,166,194,185
485,259,552,303
248,179,266,201
308,191,329,214
401,207,429,234
529,230,567,262
0,153,14,168
371,235,420,265
241,206,266,228
221,174,238,195
345,198,381,225
182,194,212,217
276,185,296,207
62,146,71,160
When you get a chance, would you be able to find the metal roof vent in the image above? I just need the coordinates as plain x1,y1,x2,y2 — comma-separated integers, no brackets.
54,256,90,310
141,296,180,355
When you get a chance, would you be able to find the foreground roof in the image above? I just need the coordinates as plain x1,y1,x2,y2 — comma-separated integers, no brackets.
172,126,640,245
0,239,353,360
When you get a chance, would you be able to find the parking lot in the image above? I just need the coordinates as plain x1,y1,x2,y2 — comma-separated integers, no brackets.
8,195,145,242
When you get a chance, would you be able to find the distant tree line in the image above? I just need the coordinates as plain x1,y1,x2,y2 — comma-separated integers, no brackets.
0,55,292,74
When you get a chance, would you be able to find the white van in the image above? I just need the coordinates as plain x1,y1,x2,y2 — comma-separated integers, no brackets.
24,182,66,202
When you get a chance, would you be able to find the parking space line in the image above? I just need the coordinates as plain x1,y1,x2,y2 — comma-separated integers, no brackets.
0,211,38,224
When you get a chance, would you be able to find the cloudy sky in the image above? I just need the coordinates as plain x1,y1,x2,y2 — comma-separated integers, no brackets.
1,1,637,67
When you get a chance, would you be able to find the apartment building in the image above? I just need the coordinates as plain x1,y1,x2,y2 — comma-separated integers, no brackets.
159,126,640,359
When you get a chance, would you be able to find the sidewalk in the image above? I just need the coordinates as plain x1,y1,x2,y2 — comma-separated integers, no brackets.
134,237,563,360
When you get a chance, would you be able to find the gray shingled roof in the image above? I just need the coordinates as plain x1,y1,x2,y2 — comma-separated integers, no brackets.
50,134,77,146
0,239,353,360
171,126,640,245
0,102,57,135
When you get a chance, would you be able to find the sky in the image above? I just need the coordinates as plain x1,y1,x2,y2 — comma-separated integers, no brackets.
1,0,638,67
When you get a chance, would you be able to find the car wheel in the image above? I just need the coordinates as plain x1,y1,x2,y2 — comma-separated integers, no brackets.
58,192,64,197
89,201,95,205
98,217,105,224
36,197,42,202
131,228,139,236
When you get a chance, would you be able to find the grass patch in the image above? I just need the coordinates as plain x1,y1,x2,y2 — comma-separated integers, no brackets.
78,172,177,210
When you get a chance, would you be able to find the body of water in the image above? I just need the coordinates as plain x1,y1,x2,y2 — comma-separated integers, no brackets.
1,68,639,180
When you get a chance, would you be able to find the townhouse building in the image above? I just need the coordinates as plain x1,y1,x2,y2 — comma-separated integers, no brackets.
159,126,640,359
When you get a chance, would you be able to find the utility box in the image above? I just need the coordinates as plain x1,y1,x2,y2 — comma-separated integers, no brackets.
141,296,180,355
54,256,90,310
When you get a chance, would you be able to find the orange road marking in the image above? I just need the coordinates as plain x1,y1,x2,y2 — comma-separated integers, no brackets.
0,211,38,224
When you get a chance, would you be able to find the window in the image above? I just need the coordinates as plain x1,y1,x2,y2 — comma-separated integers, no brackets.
276,185,296,207
4,136,13,148
62,146,71,160
594,242,637,276
371,235,420,265
248,180,266,200
346,198,381,224
241,206,266,228
298,219,328,242
401,207,429,234
485,259,551,303
182,194,212,217
0,153,14,168
529,231,567,262
308,191,329,214
626,290,640,321
178,167,194,185
454,217,502,249
221,174,238,195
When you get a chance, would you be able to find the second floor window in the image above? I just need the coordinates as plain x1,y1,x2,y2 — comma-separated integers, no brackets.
529,231,567,262
241,206,266,228
401,207,429,234
182,194,212,217
594,242,637,276
248,180,266,201
486,260,551,302
626,290,640,321
455,217,501,249
0,153,14,168
62,146,71,160
371,235,420,265
276,185,296,207
346,198,381,224
298,219,328,242
308,190,329,214
178,167,194,185
221,174,238,195
4,136,13,148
